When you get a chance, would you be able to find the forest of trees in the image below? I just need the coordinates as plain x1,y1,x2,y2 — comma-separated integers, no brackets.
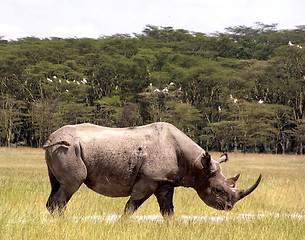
1,23,305,154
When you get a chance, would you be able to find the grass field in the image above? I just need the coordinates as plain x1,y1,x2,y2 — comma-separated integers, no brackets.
0,147,304,239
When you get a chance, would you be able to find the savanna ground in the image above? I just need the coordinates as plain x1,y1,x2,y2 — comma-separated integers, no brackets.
0,147,304,239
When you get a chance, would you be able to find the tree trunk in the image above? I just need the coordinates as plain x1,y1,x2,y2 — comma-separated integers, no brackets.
233,136,238,152
280,143,285,154
298,142,303,155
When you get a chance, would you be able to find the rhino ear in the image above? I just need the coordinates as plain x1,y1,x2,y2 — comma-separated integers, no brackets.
201,152,212,169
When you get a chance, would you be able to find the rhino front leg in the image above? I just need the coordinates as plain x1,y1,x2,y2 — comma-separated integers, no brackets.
155,187,174,217
123,178,158,216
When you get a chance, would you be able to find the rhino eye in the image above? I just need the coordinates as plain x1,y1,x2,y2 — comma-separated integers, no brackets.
213,188,222,195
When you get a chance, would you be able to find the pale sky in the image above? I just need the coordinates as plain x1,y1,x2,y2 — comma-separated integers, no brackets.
1,0,305,40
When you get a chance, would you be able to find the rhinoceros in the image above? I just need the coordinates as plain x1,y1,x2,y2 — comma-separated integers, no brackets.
43,122,261,216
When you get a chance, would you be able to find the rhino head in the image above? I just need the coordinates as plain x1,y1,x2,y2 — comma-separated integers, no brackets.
194,153,262,211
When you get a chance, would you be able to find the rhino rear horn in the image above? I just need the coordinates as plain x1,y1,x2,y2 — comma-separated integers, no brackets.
238,174,262,200
227,173,240,187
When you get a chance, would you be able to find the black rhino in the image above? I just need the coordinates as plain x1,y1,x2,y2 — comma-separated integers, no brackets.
43,122,261,216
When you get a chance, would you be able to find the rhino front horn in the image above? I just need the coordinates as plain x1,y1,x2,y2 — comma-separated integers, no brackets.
238,174,262,200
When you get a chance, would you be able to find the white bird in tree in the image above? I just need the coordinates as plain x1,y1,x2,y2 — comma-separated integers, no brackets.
162,87,168,92
47,78,52,82
259,99,264,104
154,88,161,92
288,41,294,46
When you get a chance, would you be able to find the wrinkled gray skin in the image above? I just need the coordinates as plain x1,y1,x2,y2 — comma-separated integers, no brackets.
43,122,262,217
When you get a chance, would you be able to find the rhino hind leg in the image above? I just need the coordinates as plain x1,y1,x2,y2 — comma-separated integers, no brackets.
46,166,61,213
46,181,81,214
155,187,174,217
45,145,87,214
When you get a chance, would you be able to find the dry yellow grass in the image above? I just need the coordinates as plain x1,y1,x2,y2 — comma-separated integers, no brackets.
0,148,304,239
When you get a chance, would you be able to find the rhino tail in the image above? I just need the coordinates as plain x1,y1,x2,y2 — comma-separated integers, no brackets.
43,139,71,150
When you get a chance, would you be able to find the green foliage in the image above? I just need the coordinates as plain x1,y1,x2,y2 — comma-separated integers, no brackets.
94,95,123,127
0,24,305,153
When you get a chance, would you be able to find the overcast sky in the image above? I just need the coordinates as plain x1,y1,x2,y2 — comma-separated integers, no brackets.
1,0,304,40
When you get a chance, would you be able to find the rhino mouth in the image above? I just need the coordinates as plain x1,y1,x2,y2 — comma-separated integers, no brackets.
201,196,234,211
215,200,234,211
221,203,233,211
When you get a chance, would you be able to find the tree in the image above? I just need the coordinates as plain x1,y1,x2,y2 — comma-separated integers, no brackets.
161,101,201,139
94,96,122,127
273,45,305,122
202,121,239,152
292,119,305,154
28,99,57,147
118,103,142,127
0,95,25,146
